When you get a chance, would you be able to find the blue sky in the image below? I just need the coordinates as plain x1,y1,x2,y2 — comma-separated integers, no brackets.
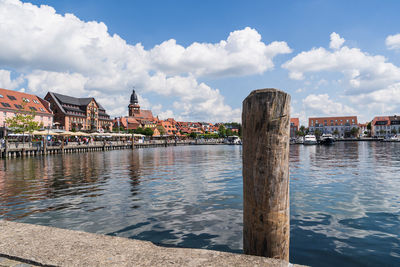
1,0,400,125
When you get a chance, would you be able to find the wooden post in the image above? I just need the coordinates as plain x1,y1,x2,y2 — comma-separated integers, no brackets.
242,88,290,261
4,140,8,159
43,136,47,155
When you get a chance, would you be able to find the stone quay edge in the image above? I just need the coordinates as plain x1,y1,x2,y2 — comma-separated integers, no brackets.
0,220,307,267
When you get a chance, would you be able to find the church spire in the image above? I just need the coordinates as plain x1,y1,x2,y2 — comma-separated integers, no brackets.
128,87,140,117
130,88,138,105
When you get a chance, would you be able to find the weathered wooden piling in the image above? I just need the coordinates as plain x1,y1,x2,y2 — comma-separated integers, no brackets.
242,88,290,261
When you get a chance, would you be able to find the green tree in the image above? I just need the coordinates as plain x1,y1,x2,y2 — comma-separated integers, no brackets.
143,127,154,136
391,128,397,135
218,125,226,137
158,127,165,136
297,125,306,136
226,128,233,136
350,127,359,137
367,122,372,131
5,109,41,146
135,127,144,134
189,132,197,138
333,129,339,136
314,129,322,138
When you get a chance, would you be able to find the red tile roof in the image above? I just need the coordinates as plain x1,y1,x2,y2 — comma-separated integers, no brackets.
0,88,52,115
372,116,390,126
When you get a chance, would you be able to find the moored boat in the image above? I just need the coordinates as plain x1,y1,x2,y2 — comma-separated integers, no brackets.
225,136,242,145
319,134,335,145
303,135,317,145
382,135,400,142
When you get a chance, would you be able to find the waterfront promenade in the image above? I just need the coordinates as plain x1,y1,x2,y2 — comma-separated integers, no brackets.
0,139,225,159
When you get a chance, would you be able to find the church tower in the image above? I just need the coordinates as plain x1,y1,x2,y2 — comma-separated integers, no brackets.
128,89,140,117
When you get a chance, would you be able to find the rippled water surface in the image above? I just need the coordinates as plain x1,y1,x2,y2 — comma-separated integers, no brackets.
1,143,399,266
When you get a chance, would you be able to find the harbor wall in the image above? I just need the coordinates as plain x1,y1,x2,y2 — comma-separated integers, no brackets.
0,220,305,267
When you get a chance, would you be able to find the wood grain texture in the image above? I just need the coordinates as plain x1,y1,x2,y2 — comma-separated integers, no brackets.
242,88,290,261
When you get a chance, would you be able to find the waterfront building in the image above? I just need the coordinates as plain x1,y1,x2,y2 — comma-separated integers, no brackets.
199,122,213,133
209,125,219,134
290,118,299,138
115,89,156,131
176,121,203,135
224,124,240,135
44,92,112,132
371,115,400,137
157,120,179,136
358,123,368,137
113,116,140,130
308,116,358,137
112,89,157,131
128,89,155,125
0,88,53,137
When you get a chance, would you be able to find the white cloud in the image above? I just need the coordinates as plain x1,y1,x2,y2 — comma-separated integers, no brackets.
25,70,88,95
282,33,400,94
0,0,291,122
149,27,292,78
0,69,24,89
303,94,357,116
349,83,400,114
158,110,178,120
329,32,345,50
386,34,400,50
283,33,400,122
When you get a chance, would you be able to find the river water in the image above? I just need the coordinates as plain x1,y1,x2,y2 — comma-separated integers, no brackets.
0,143,399,266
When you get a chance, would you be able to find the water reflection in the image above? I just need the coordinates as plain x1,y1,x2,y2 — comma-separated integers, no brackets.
0,143,399,266
290,142,400,266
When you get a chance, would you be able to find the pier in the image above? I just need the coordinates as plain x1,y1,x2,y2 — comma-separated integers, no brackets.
0,139,225,159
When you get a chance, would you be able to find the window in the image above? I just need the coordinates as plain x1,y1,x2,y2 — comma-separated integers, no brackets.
0,94,3,98
29,107,37,111
1,102,11,107
3,112,6,117
14,104,23,109
39,108,45,112
7,95,16,100
22,97,30,103
32,99,39,104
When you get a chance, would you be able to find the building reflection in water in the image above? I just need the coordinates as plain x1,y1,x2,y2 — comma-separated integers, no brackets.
0,152,115,220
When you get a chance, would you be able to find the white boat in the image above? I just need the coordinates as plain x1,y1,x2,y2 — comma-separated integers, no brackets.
226,136,242,145
303,135,317,145
383,135,400,142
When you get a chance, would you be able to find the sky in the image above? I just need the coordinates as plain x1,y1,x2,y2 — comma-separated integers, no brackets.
1,0,400,125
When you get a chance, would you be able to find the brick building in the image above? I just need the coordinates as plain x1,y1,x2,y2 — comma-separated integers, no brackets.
114,89,156,131
0,88,53,137
290,118,299,138
157,120,178,136
308,116,358,137
44,92,112,132
372,115,400,137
